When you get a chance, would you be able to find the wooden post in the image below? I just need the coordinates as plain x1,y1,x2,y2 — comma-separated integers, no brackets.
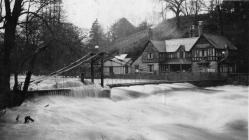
100,53,104,87
90,54,94,83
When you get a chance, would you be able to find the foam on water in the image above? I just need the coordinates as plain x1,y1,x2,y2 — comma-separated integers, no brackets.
0,81,248,140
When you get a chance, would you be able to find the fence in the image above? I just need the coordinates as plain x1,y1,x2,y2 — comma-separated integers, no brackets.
105,72,227,81
227,73,249,85
105,72,249,85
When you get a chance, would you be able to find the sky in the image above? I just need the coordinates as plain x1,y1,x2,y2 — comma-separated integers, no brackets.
63,0,168,30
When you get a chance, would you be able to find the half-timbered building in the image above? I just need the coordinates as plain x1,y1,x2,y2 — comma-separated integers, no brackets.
136,33,237,73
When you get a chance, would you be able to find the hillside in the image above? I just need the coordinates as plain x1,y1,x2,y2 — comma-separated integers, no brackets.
107,30,150,61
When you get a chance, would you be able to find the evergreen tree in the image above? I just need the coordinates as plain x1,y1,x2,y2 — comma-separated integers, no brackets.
88,19,103,51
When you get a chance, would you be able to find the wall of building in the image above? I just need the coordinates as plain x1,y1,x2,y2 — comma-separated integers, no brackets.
192,61,218,73
132,56,159,74
142,42,159,63
104,60,131,75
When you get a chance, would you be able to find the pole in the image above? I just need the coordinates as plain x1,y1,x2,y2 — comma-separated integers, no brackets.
100,53,104,87
91,54,94,83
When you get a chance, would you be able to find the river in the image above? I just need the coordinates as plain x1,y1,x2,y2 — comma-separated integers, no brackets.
0,79,248,140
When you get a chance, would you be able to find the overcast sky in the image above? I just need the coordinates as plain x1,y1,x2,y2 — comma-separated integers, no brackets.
63,0,168,30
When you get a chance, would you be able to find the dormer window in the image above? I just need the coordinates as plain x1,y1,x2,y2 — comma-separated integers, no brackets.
148,53,153,59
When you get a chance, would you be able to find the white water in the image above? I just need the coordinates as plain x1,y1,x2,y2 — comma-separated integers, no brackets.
0,80,248,140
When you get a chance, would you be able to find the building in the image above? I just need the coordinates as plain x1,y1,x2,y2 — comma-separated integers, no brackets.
104,54,133,75
133,33,237,74
104,23,238,75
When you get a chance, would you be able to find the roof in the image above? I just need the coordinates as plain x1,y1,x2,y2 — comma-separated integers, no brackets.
149,34,237,53
151,40,166,52
203,34,237,50
165,37,199,52
104,54,132,66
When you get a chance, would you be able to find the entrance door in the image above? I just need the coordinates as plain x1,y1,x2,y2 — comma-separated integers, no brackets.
109,67,114,75
148,64,154,72
125,66,129,74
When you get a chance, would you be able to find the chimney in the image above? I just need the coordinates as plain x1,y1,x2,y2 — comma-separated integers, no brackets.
198,21,204,36
148,28,153,40
189,25,195,37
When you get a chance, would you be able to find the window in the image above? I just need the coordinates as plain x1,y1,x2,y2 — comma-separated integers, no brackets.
168,54,172,59
202,50,205,57
204,50,207,57
176,52,180,58
180,51,184,58
148,53,153,59
135,65,139,69
109,67,113,75
135,65,139,72
148,64,154,72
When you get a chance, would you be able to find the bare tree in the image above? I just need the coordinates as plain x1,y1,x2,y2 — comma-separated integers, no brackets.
0,0,60,109
160,2,168,21
160,0,186,28
182,0,206,24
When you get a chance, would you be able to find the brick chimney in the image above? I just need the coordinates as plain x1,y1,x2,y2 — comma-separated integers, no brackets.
198,21,204,36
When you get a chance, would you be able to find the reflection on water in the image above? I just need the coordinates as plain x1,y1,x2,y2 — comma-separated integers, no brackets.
0,82,248,140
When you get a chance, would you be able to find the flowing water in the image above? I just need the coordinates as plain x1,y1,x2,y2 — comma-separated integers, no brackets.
0,79,248,140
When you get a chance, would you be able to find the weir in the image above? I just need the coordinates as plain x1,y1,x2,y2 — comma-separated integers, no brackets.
27,87,111,98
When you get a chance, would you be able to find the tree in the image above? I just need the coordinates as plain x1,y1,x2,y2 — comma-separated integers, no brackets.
0,0,61,109
109,18,136,41
183,0,206,15
160,2,168,21
182,0,206,25
88,19,104,51
160,0,186,28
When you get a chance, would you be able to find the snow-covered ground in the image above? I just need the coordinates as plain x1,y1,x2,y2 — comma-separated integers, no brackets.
1,78,248,140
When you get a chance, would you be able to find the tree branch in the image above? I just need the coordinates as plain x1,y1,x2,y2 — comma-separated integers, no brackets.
20,11,54,36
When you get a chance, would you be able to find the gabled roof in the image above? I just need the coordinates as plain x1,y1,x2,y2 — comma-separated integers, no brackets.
151,40,166,52
203,34,237,50
149,34,237,53
149,37,199,53
109,54,132,65
165,37,199,52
